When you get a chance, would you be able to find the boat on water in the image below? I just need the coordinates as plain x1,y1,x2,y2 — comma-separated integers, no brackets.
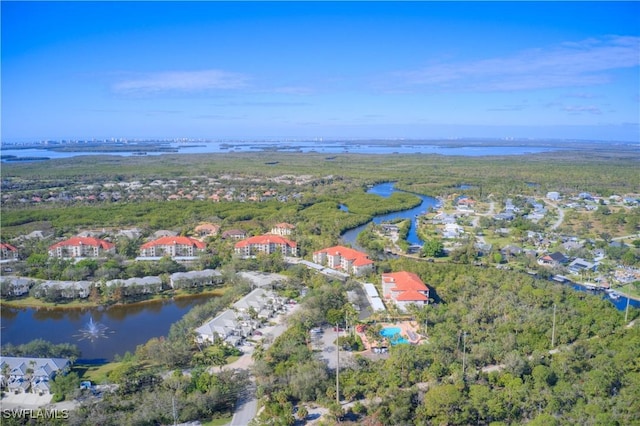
608,290,622,300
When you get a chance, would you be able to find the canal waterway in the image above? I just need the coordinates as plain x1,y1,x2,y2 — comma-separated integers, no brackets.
0,294,214,362
341,182,639,313
341,182,439,248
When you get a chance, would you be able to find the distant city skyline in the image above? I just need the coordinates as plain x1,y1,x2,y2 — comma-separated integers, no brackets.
2,1,639,143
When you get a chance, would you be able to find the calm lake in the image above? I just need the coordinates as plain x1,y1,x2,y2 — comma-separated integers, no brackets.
1,294,214,362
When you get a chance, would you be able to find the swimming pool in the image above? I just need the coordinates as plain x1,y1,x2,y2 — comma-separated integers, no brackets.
380,327,409,345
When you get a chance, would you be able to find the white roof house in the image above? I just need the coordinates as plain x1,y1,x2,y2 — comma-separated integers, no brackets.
0,356,70,395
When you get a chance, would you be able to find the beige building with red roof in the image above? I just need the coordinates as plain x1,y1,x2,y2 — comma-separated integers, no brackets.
139,236,206,258
194,223,221,237
313,245,374,276
1,243,19,261
234,235,297,257
48,236,115,258
382,271,430,311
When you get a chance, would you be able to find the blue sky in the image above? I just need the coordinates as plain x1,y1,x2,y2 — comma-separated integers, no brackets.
2,1,639,142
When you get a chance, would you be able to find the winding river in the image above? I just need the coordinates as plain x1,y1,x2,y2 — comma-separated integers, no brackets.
341,182,439,248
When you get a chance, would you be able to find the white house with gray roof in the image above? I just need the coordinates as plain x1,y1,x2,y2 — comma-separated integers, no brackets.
195,288,281,346
0,276,38,297
31,280,93,299
170,269,223,289
105,276,162,296
0,356,70,395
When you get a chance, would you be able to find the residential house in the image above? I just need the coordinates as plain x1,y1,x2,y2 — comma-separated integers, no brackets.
48,236,115,259
234,235,298,257
442,223,464,239
116,228,142,240
170,269,223,289
546,192,561,201
195,310,242,346
270,222,296,236
537,251,569,267
456,197,476,212
194,288,282,346
500,245,523,258
221,229,247,240
153,230,178,239
578,192,593,200
139,236,206,258
0,356,70,395
381,271,430,312
312,245,374,276
568,258,597,275
194,223,220,238
0,276,37,297
0,243,19,261
105,276,163,296
31,280,93,300
233,288,284,320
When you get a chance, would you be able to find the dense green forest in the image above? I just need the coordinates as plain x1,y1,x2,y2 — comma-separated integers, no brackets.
252,261,640,425
2,148,639,196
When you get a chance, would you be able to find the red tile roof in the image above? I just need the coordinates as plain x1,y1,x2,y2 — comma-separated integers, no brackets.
315,245,372,264
49,236,115,251
1,243,18,251
395,290,429,301
140,236,206,249
235,235,296,248
382,271,428,292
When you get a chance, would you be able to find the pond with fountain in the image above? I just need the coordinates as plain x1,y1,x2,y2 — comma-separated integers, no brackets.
1,295,213,362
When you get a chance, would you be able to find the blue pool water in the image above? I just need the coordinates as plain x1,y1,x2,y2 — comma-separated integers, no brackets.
380,327,409,345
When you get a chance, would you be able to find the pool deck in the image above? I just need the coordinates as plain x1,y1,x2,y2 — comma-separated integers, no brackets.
357,321,422,351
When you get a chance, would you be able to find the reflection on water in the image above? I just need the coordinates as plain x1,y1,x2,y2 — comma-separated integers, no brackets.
1,294,215,360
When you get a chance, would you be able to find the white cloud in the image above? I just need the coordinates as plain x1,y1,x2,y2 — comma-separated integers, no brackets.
561,105,603,115
391,36,640,92
113,69,249,94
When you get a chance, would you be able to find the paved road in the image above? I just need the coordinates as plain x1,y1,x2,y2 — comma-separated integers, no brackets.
543,199,565,230
229,379,257,426
226,304,301,425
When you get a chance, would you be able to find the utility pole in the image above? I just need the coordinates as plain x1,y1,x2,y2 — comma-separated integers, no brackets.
625,295,630,323
172,396,177,426
336,323,340,405
551,303,557,349
462,331,467,381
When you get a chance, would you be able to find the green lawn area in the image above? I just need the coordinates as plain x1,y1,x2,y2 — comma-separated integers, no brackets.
0,296,99,309
618,282,640,300
73,361,122,383
200,415,233,426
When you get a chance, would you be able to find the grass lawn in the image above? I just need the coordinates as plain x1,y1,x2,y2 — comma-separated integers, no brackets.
618,282,640,300
0,296,99,309
200,415,233,426
74,361,122,383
